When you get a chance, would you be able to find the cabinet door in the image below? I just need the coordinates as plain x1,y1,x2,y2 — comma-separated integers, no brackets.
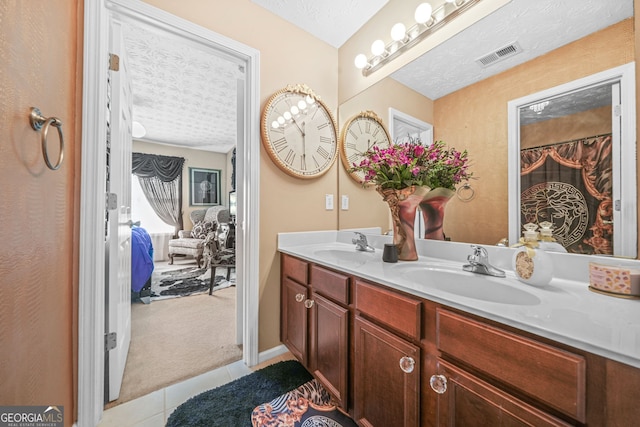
432,359,572,427
282,277,308,364
354,316,420,427
309,292,349,409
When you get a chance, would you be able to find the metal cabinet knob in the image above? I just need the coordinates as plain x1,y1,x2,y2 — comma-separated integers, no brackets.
399,356,415,373
429,374,448,394
304,299,314,309
295,293,305,303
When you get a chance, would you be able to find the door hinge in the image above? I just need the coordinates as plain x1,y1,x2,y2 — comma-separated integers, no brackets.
106,193,118,210
105,332,117,351
109,53,120,71
615,199,621,211
614,104,622,117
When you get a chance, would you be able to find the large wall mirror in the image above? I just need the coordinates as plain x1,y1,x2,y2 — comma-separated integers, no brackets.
337,0,637,258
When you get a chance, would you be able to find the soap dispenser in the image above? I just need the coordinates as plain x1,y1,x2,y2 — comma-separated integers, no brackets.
537,221,567,253
512,223,553,287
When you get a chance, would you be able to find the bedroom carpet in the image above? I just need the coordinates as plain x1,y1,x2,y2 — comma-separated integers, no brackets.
105,287,242,408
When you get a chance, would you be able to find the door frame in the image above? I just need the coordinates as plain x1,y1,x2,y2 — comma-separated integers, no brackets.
507,62,637,257
78,0,261,425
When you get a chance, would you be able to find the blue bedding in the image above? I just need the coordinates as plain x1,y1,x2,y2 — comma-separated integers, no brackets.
131,226,154,292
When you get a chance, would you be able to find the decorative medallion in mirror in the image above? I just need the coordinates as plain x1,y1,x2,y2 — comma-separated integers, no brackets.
508,63,637,258
261,84,338,179
339,110,391,185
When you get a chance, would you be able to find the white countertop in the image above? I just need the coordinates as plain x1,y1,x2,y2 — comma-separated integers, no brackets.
278,230,640,369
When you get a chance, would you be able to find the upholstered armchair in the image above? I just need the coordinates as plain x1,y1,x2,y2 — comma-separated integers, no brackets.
168,206,229,267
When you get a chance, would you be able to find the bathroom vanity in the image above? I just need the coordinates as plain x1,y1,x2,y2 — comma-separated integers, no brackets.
279,231,640,426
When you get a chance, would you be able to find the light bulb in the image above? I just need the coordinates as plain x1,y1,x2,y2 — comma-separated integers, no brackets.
277,116,285,125
354,53,368,69
305,95,315,105
283,111,292,120
271,121,279,129
132,121,146,138
390,23,407,42
290,106,299,115
298,100,307,110
414,3,433,24
371,39,386,56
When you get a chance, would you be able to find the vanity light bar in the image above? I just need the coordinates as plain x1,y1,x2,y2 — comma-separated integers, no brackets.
355,0,482,77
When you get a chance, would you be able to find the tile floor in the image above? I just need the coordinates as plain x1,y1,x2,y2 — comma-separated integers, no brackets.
98,348,295,427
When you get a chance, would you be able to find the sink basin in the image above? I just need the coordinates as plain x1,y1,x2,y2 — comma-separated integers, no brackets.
400,267,541,306
313,248,376,267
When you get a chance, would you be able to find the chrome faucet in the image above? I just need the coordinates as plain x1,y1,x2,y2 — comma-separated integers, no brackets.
462,245,505,277
352,232,375,252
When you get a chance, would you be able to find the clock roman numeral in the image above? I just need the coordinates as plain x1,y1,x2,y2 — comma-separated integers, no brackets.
284,149,296,165
300,155,307,171
372,127,380,137
346,142,357,150
348,153,360,164
273,137,288,152
348,129,359,140
365,121,371,133
317,146,330,159
317,122,329,130
320,136,333,144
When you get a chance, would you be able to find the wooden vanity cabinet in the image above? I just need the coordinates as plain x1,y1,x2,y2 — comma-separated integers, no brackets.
280,254,350,409
354,279,422,427
280,253,640,426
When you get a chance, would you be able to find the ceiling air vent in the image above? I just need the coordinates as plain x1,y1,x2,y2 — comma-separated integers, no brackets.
476,41,523,68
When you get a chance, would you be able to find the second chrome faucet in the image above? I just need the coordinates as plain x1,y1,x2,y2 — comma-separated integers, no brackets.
462,245,505,277
352,232,375,252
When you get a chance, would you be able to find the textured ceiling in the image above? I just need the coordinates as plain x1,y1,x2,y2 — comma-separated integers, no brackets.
123,0,633,153
391,0,633,100
251,0,389,48
124,22,244,153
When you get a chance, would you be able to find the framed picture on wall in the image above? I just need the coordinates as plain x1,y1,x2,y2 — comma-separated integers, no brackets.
189,167,221,206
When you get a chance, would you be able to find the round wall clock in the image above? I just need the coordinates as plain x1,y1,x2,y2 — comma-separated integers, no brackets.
261,84,338,179
339,110,392,184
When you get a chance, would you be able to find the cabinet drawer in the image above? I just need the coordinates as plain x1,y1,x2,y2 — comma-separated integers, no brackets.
310,264,349,305
282,254,308,285
437,309,586,422
355,280,421,340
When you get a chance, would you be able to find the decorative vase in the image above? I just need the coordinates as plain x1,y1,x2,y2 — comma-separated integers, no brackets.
378,186,431,261
419,187,455,240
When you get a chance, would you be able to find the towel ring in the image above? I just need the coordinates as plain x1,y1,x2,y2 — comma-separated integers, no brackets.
29,107,64,170
457,183,475,202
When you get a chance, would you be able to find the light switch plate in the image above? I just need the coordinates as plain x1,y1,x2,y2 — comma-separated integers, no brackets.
341,195,349,210
325,194,334,210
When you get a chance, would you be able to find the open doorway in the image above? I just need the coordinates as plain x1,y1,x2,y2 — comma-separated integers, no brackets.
78,0,261,423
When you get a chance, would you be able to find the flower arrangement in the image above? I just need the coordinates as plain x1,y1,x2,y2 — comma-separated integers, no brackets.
350,139,472,191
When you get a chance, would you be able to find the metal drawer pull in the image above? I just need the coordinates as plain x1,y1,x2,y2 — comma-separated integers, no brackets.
29,107,64,170
399,356,415,373
304,299,314,309
429,374,448,394
295,293,305,303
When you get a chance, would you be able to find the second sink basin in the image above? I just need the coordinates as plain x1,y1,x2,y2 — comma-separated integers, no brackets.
313,248,376,267
400,266,541,306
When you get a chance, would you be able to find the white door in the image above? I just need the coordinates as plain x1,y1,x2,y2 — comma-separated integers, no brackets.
106,16,134,402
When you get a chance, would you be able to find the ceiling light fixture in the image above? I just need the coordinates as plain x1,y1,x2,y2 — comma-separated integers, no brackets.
354,0,481,76
132,121,146,138
529,101,550,114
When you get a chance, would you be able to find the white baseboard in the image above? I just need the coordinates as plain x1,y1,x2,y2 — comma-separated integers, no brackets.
257,344,289,365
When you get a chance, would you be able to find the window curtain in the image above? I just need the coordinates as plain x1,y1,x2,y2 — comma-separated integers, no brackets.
520,134,612,255
132,153,185,236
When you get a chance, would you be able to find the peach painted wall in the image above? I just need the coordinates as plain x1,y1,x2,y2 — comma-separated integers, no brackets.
433,19,634,246
142,0,339,351
520,106,611,150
